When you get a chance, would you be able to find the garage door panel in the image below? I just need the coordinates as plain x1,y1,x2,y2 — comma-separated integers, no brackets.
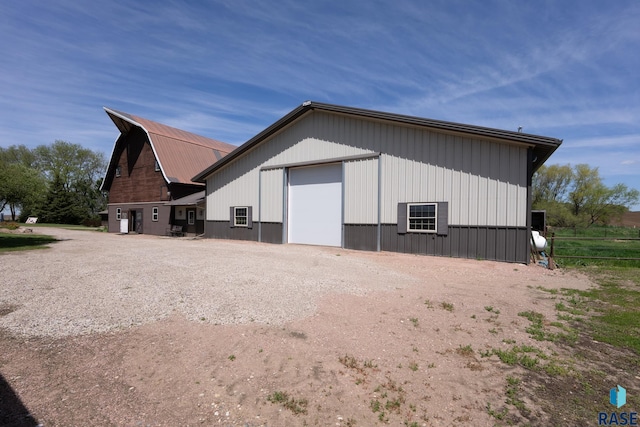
288,164,342,247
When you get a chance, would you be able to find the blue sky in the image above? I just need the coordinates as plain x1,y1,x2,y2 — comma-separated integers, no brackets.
1,0,639,209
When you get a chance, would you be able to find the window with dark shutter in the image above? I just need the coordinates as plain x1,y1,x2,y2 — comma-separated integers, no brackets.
231,206,252,228
398,202,448,235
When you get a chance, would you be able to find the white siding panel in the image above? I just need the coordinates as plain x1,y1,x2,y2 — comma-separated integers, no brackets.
206,111,530,228
379,132,529,227
344,158,378,224
260,168,284,222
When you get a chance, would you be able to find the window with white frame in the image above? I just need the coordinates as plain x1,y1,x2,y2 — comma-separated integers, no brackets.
234,207,248,227
116,207,121,220
187,210,195,225
154,160,160,172
152,206,159,221
407,203,437,232
115,165,121,177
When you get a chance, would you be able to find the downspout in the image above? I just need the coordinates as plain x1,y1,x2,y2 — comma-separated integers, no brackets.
526,148,534,264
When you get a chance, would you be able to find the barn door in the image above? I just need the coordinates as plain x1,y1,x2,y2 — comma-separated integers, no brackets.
288,163,342,247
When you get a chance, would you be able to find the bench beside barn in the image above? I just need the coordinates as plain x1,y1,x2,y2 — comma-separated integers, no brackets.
194,101,562,263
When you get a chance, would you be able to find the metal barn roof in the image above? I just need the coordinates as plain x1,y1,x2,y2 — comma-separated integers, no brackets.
102,108,236,190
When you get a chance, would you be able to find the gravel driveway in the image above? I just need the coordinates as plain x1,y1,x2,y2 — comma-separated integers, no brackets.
1,228,412,337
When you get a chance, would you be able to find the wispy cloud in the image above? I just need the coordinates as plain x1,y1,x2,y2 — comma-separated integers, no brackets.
1,0,639,208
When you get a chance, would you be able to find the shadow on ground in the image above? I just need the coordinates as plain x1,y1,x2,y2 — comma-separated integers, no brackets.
0,373,40,427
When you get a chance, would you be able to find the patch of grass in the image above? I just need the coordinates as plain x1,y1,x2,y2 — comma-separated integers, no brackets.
267,391,308,415
0,232,58,252
456,344,474,357
486,402,508,421
518,310,577,343
441,302,454,312
484,306,500,314
567,268,640,353
409,317,419,327
408,362,419,372
505,375,528,414
228,354,235,361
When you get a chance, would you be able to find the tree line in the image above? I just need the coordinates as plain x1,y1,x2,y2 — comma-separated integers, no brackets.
0,141,107,224
533,164,639,227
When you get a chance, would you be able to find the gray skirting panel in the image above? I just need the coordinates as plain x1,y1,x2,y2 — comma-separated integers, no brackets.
344,224,529,263
206,221,529,264
205,221,284,243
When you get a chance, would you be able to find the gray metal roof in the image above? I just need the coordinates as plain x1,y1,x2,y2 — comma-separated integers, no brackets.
193,101,562,182
165,191,205,206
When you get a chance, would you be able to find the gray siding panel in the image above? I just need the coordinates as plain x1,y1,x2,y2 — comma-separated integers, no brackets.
261,222,284,244
206,221,258,241
344,224,378,251
380,225,528,263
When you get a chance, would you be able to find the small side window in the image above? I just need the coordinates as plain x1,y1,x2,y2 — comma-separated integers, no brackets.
152,207,159,222
230,206,252,228
234,207,248,227
115,165,121,177
407,203,437,233
116,208,121,220
155,160,160,172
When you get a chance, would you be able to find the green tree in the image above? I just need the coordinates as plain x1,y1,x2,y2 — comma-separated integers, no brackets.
533,163,639,227
1,142,106,224
532,164,573,205
38,173,87,224
32,140,106,223
0,149,46,221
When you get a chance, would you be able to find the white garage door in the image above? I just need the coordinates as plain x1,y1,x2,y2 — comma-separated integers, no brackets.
288,163,342,247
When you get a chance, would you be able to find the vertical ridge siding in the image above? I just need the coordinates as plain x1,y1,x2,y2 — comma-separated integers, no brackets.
344,158,378,224
259,168,284,222
204,110,531,263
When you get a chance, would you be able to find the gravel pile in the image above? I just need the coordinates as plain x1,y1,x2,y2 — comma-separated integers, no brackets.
0,228,413,337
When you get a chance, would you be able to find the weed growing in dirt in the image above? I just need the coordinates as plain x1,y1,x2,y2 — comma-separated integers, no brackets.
267,391,308,415
408,362,419,371
518,310,577,344
456,344,474,357
409,317,419,327
484,306,500,314
441,302,454,311
228,354,235,361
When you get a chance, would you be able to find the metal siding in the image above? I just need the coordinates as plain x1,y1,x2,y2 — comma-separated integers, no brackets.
206,113,375,221
379,132,528,228
260,222,283,244
344,158,378,224
205,220,259,241
380,225,528,263
206,111,529,231
260,168,284,222
343,224,378,251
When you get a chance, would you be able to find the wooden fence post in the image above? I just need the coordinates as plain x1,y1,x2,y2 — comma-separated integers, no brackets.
548,232,556,270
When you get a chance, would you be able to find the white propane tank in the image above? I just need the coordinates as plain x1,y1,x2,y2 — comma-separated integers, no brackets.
531,230,547,252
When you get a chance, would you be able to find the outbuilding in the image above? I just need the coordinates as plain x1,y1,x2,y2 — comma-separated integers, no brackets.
194,102,562,263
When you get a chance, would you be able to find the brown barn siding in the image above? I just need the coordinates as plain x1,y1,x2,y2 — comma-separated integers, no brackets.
108,137,168,204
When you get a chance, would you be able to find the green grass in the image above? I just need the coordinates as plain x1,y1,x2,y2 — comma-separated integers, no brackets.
28,223,101,231
568,267,640,353
549,226,640,268
0,232,58,252
267,391,308,415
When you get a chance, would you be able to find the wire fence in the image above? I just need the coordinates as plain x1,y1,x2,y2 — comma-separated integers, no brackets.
546,229,640,267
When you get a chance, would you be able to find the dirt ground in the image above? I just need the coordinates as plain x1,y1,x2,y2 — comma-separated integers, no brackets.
0,229,599,426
